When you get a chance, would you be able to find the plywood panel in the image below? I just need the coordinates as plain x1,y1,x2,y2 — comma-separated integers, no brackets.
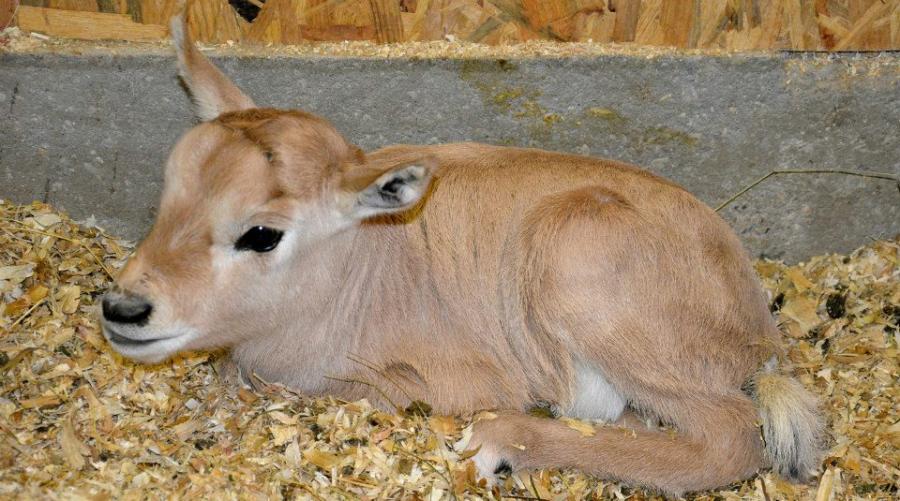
9,0,900,50
185,0,246,43
16,5,167,40
369,0,403,42
1,0,18,30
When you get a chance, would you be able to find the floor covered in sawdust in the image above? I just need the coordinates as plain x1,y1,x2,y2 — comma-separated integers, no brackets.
0,200,897,500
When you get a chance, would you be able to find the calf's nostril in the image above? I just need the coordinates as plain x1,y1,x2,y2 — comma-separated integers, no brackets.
102,294,154,325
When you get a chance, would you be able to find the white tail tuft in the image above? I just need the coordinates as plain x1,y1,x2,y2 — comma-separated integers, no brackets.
752,360,824,481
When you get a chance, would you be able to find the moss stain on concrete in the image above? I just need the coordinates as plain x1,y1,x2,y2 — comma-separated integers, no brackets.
492,87,525,111
459,62,698,147
459,60,563,142
581,106,697,148
642,126,698,146
585,107,626,122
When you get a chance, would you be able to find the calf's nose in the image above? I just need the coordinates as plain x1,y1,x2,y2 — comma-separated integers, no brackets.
102,291,153,325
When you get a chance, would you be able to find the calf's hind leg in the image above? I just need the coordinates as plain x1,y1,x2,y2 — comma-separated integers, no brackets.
468,390,765,495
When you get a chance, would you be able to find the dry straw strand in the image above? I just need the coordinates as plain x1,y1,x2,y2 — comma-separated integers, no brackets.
715,168,900,212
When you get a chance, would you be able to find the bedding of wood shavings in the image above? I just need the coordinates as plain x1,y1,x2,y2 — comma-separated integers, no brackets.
0,199,897,500
5,26,898,89
0,25,769,60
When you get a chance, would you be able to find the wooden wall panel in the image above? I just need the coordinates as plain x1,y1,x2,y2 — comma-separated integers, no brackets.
7,0,900,50
15,5,166,40
1,0,18,30
141,0,180,26
611,0,641,42
369,0,403,42
185,0,246,43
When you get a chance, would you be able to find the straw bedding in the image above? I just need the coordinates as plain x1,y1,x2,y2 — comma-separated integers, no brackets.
0,200,897,500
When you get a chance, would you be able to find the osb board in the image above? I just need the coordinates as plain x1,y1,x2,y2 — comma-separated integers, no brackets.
0,0,15,30
1,199,898,498
8,22,900,63
8,0,900,50
15,6,167,41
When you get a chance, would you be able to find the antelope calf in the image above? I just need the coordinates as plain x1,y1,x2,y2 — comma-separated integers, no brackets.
101,18,823,495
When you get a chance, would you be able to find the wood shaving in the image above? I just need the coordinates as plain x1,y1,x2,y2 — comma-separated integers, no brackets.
0,199,897,499
0,25,791,60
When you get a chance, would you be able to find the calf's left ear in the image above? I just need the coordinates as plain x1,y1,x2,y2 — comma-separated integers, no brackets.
341,161,435,219
171,15,255,121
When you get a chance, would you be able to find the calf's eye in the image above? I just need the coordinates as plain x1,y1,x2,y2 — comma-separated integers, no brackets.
235,226,283,253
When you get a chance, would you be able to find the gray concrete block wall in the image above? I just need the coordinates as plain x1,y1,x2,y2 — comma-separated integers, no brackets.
1,52,898,261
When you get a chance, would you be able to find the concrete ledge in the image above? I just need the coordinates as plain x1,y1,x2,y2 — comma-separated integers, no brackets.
1,51,898,261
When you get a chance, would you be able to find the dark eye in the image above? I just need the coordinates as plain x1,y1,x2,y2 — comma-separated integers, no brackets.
235,226,283,253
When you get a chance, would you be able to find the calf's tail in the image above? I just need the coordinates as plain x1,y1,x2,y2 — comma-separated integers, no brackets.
751,359,825,481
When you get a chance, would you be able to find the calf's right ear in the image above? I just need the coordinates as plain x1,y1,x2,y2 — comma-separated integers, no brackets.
339,159,436,220
170,15,255,121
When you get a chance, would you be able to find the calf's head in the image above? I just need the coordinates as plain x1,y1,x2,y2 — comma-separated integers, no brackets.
101,19,433,363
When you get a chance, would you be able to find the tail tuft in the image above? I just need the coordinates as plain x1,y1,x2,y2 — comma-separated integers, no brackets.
751,360,824,481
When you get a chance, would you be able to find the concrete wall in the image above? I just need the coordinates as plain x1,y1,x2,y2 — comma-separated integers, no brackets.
1,52,898,261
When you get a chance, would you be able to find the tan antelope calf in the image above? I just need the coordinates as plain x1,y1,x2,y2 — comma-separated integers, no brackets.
101,18,823,495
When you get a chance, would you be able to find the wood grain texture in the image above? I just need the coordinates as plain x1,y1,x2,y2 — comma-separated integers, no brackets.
15,5,167,40
9,0,900,50
611,0,641,42
1,0,17,30
140,0,179,26
245,0,303,43
834,0,893,50
369,0,403,42
185,0,246,43
47,0,98,12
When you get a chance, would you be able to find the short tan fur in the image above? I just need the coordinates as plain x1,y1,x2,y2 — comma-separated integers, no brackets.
101,17,824,496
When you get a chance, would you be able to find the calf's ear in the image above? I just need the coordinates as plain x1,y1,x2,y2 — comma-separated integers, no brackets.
170,15,255,121
340,159,436,219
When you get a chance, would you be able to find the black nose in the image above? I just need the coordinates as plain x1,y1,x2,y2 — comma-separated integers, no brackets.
102,292,153,325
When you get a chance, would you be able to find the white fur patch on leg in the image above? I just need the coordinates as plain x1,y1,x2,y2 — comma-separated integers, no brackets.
471,442,505,487
456,423,511,487
566,359,627,422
